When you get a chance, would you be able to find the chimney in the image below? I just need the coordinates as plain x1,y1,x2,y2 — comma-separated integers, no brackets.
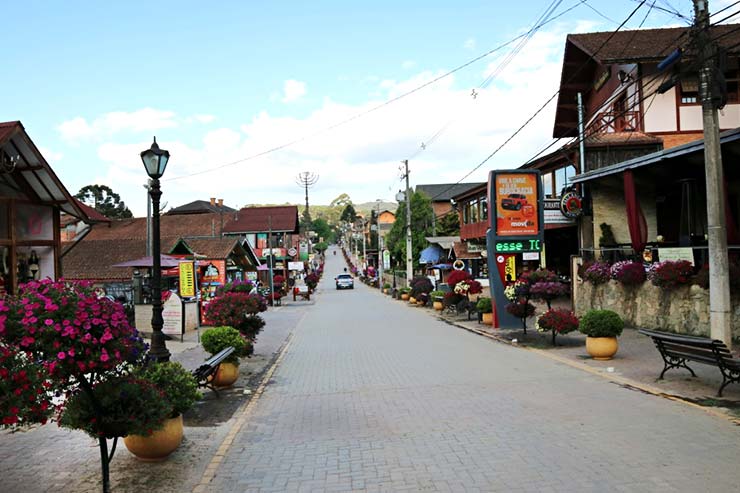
210,197,216,206
218,198,223,208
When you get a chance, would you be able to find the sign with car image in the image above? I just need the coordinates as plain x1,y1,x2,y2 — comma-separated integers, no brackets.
494,172,539,236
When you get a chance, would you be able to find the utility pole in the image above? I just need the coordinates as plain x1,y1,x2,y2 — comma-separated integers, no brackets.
402,159,412,287
268,216,275,307
694,0,732,347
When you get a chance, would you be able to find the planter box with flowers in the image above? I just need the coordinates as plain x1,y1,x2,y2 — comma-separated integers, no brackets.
575,259,740,339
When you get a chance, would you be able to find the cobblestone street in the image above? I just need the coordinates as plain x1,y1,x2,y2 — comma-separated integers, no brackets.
206,249,740,492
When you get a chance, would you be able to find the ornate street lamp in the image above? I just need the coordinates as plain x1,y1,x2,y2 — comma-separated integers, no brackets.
141,137,171,362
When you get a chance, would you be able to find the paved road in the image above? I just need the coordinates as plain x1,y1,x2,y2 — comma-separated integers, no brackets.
209,247,740,492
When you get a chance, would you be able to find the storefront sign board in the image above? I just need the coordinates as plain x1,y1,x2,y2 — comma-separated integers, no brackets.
494,172,539,236
162,292,183,336
658,247,694,265
179,261,195,298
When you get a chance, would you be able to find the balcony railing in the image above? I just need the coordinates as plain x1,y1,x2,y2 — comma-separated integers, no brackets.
589,111,641,134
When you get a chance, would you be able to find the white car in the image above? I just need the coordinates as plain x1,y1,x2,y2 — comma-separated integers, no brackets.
335,274,354,290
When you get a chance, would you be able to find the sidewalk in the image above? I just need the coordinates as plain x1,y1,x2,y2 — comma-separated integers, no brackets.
392,294,740,419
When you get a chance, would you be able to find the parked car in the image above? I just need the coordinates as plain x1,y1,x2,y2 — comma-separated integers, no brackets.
335,274,354,290
501,193,528,211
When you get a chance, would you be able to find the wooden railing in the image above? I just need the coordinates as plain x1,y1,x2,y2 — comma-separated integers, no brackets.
589,111,641,134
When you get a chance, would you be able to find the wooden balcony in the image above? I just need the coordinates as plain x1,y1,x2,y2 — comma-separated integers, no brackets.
589,111,641,134
460,221,488,241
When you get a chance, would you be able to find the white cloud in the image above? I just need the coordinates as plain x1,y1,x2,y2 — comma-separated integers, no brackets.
58,108,178,143
464,38,476,50
282,79,307,103
38,146,63,163
88,23,581,216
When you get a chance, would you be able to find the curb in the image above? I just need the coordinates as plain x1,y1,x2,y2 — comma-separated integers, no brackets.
438,315,740,426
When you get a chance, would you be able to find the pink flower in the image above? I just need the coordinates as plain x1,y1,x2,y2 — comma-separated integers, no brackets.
57,352,66,360
44,319,54,326
100,352,109,362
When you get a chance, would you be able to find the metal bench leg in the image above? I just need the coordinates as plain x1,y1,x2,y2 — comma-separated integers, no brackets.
717,368,739,397
659,356,696,380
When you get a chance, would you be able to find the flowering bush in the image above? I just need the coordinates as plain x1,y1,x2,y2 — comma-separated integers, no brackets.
583,262,611,285
304,273,319,291
526,268,558,285
647,260,694,290
410,276,434,298
505,301,535,319
216,280,254,296
204,292,267,340
536,309,579,345
610,261,646,286
529,282,569,309
59,376,170,438
445,270,471,289
504,280,530,301
0,279,147,386
0,344,54,429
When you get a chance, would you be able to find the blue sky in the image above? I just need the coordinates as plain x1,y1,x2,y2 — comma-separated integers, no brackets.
0,1,717,216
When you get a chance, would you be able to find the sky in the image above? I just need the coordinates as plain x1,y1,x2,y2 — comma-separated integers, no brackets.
2,0,735,216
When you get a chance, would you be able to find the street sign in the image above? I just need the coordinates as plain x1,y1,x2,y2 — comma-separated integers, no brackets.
178,261,195,298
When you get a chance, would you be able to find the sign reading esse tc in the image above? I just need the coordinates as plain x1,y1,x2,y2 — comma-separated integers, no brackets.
494,239,541,253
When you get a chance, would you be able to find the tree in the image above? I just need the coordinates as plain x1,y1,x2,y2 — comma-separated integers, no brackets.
437,211,460,236
75,184,133,219
340,203,357,223
385,191,434,270
329,193,352,208
311,218,335,243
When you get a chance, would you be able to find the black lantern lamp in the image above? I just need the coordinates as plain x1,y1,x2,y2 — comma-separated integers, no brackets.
141,137,171,362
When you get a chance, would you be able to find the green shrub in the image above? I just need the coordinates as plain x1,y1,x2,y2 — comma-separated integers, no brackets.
383,282,392,289
399,287,411,295
201,326,249,364
136,362,201,417
475,297,492,313
579,310,624,338
430,290,445,299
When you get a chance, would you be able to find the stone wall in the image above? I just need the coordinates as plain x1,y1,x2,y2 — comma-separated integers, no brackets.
574,279,740,340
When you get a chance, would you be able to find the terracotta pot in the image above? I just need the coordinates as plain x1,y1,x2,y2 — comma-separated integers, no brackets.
409,296,416,304
383,288,389,294
433,301,443,311
123,415,183,462
401,293,409,301
212,361,239,387
586,336,619,360
481,312,493,325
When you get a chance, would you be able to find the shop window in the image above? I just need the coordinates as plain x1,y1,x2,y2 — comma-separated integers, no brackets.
480,197,488,221
542,172,554,198
679,78,699,105
16,246,54,284
16,204,53,241
470,199,479,223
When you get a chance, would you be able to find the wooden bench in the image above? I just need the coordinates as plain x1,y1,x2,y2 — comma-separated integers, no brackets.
639,329,740,397
191,346,236,396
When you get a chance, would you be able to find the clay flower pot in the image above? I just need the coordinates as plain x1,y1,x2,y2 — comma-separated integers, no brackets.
586,336,619,360
433,301,443,311
123,414,184,462
212,362,239,387
401,293,409,301
481,312,493,325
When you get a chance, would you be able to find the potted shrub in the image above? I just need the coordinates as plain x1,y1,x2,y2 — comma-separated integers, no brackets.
410,276,433,300
204,292,266,345
200,326,249,387
123,362,201,461
536,309,579,346
304,273,319,292
476,297,493,325
430,290,445,311
579,309,624,360
383,282,391,294
399,287,411,301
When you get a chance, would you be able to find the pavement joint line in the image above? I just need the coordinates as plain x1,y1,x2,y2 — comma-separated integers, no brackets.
432,312,740,426
192,330,296,492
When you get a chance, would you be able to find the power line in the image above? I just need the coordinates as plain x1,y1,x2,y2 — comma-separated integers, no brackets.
164,0,590,183
425,0,649,203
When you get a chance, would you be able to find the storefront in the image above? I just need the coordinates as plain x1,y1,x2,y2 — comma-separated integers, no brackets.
0,121,89,296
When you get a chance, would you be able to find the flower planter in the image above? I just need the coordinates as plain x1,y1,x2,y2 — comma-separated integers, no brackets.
481,312,493,325
585,336,618,360
123,414,184,462
400,293,409,301
433,301,443,311
408,296,416,304
211,362,239,387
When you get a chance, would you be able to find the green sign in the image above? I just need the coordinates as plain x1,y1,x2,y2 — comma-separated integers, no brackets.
495,239,541,253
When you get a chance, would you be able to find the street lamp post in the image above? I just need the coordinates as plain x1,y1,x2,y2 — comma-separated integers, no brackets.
141,137,171,363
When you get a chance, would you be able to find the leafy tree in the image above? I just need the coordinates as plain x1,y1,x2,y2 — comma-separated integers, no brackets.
75,184,133,219
313,241,328,254
437,211,460,236
340,203,357,223
329,193,352,208
311,218,335,243
385,191,434,270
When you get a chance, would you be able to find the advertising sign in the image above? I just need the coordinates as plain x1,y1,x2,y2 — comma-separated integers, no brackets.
178,261,195,298
299,242,309,261
495,254,516,284
162,292,182,336
382,249,391,270
288,261,305,271
494,172,539,236
658,247,694,265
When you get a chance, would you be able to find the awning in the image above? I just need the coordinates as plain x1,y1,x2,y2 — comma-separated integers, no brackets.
419,245,444,264
571,127,740,185
431,263,453,269
425,236,460,250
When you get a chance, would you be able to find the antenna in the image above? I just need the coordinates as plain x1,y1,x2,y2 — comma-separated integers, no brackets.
295,171,319,229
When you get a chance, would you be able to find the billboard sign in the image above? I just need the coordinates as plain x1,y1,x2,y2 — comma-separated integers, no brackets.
494,172,539,236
